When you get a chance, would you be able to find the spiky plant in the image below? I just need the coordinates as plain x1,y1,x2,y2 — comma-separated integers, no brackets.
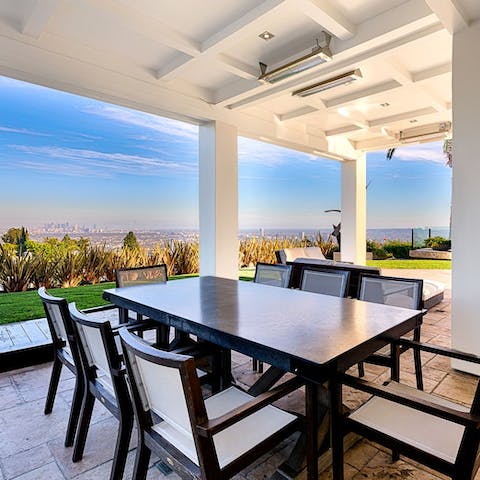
0,247,39,292
55,251,84,288
82,245,109,284
31,251,60,288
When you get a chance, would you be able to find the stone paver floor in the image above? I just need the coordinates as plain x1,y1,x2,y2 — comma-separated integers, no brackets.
1,277,478,479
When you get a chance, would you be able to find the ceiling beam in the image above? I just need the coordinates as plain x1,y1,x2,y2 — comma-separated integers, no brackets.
90,0,201,57
297,0,355,40
326,125,363,137
156,0,289,80
277,106,318,122
385,58,450,111
216,54,258,80
424,0,469,34
21,0,60,39
368,107,437,127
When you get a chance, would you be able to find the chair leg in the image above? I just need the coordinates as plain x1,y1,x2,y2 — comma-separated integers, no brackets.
413,327,424,391
44,357,63,415
258,361,264,374
110,415,134,480
357,362,365,378
132,438,151,480
65,375,85,447
252,358,258,372
72,391,95,462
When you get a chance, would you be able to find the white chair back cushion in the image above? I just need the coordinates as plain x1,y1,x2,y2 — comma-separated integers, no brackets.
76,323,112,382
45,302,68,342
301,270,347,297
255,265,290,288
359,277,421,309
135,356,192,437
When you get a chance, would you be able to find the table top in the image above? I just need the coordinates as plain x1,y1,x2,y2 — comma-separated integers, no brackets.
104,276,421,374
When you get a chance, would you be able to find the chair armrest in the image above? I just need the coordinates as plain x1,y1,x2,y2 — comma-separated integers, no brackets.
196,377,304,437
84,304,117,313
341,374,480,428
398,339,480,365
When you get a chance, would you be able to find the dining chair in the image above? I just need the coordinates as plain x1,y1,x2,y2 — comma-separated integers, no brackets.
300,267,350,297
335,339,480,480
252,263,292,373
115,264,170,347
119,327,303,480
356,274,424,390
254,262,292,287
68,303,145,480
39,287,120,448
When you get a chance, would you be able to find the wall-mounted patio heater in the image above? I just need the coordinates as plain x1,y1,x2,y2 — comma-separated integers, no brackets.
397,122,452,144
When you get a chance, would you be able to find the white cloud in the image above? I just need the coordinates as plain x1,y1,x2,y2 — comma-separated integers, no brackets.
82,105,198,142
0,125,50,137
9,145,197,177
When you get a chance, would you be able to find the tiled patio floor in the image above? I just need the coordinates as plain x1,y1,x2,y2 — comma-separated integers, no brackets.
1,280,478,479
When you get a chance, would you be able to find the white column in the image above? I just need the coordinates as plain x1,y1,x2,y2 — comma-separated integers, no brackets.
199,121,238,279
451,22,480,374
341,154,366,265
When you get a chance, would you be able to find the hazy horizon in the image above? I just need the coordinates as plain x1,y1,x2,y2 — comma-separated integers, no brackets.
0,76,452,231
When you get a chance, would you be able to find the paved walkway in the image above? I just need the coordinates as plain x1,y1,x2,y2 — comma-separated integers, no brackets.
2,272,478,479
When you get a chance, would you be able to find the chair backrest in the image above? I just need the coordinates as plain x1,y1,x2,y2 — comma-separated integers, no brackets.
300,268,350,297
115,264,168,288
254,263,291,288
119,328,205,458
38,287,74,352
358,274,423,310
68,303,119,388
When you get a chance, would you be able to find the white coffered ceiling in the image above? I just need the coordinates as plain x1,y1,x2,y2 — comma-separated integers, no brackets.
0,0,479,160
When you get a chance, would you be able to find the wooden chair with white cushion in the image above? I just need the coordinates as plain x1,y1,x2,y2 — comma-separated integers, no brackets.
337,340,480,480
119,327,303,480
357,274,424,390
252,263,292,372
68,303,151,480
39,287,120,448
300,267,350,297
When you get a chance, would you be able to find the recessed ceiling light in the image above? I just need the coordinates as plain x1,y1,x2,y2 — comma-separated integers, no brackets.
410,119,418,123
380,102,390,107
259,31,275,41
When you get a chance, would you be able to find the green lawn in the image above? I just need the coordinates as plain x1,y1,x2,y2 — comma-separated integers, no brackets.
0,273,200,325
367,259,451,269
0,262,450,325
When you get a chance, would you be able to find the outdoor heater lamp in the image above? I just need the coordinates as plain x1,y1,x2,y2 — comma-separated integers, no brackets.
258,33,332,84
292,69,363,97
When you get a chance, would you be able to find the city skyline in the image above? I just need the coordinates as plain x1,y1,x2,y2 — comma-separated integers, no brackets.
0,76,452,230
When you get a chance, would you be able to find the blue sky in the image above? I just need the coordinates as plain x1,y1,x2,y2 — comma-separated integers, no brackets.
0,76,451,230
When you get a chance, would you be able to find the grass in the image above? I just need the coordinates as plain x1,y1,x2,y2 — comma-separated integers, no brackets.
367,259,451,269
0,273,199,325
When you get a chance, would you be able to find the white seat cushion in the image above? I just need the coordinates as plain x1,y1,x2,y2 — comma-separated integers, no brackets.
422,280,445,301
349,381,468,463
152,386,296,468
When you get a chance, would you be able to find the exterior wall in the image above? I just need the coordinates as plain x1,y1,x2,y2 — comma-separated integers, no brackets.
199,121,238,279
451,22,480,374
341,154,367,265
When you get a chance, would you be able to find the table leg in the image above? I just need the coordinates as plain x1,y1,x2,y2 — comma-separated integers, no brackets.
119,307,129,324
247,366,286,396
330,377,344,480
306,382,319,480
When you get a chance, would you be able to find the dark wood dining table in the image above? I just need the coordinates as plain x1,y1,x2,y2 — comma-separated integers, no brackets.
104,276,422,480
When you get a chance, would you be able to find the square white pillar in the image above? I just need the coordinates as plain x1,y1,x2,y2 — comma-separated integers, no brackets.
341,155,366,265
451,23,480,374
199,121,238,279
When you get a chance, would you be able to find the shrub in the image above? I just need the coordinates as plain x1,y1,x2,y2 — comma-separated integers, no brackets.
424,236,451,251
383,240,411,259
366,240,391,260
0,247,39,292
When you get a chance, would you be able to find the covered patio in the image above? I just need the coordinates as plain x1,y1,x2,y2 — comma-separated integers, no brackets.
1,0,480,479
